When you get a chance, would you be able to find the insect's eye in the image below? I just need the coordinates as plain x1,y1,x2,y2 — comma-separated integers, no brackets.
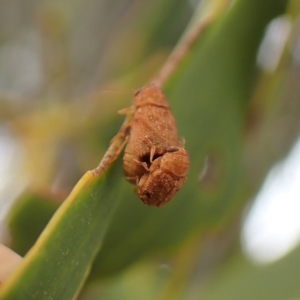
166,146,179,153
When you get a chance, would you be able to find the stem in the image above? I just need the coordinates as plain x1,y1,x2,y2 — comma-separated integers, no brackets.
151,0,231,88
92,113,132,176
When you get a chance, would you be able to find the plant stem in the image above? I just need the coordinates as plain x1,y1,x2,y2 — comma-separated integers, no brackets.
92,114,132,176
152,0,231,88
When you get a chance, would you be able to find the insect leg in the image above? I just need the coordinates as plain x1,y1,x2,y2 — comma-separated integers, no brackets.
179,137,186,147
149,146,157,163
142,136,156,163
126,176,140,185
132,159,150,171
118,107,136,115
166,146,179,152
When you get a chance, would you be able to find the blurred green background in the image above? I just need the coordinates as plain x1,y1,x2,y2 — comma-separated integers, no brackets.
2,0,300,299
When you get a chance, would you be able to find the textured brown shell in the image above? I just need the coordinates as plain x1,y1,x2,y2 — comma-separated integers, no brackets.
123,84,190,206
133,85,171,108
124,85,180,179
137,147,190,207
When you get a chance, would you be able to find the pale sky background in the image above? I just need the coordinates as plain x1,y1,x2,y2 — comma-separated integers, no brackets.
242,137,300,264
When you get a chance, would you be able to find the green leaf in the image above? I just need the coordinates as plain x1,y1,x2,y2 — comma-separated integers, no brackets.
0,159,122,300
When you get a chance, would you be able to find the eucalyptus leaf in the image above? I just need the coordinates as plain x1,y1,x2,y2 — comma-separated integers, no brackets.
0,159,122,300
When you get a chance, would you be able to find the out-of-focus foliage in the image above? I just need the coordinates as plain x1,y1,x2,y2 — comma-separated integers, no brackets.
1,164,123,300
1,0,300,299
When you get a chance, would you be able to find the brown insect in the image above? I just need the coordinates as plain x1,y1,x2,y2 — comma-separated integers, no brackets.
121,84,190,207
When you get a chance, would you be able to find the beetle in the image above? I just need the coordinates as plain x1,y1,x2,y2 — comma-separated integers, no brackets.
121,84,190,206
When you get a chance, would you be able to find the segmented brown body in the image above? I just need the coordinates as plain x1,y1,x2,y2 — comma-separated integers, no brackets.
123,84,190,207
